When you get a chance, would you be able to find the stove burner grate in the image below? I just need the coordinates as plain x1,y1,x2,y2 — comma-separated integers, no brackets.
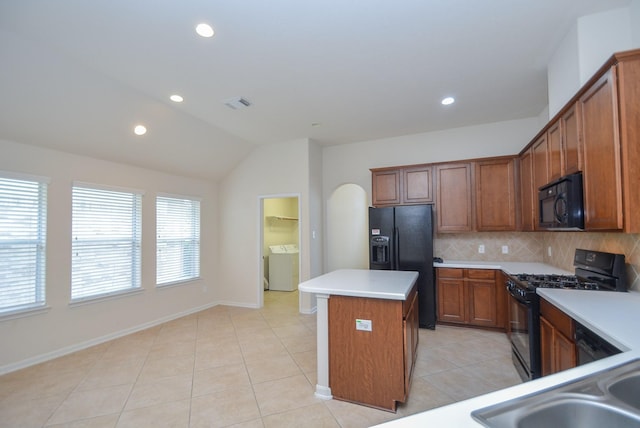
515,274,602,290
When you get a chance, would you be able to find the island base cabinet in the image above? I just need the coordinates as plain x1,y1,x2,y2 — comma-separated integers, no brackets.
328,289,417,412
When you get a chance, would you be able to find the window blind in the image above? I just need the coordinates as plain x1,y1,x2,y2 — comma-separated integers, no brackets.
156,196,200,285
72,185,141,301
0,177,47,313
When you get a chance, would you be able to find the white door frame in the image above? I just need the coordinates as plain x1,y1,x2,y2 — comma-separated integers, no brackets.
257,193,302,308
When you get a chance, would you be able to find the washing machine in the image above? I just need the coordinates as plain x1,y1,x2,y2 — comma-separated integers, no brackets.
268,244,299,291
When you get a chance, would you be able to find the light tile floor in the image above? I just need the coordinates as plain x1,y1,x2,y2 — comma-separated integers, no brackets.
0,291,521,427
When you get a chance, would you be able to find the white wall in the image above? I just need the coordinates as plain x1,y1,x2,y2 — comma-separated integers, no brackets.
577,7,634,85
305,140,324,311
547,23,580,117
0,139,219,373
633,0,640,45
217,139,321,313
548,5,639,118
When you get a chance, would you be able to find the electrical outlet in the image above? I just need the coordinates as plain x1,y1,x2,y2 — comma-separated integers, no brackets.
478,244,485,254
548,246,552,257
502,245,509,254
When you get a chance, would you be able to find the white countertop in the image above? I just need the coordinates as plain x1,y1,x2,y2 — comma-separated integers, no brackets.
374,262,640,427
298,269,418,300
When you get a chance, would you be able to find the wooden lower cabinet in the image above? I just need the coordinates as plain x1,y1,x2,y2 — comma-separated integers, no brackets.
540,298,576,376
436,268,504,329
436,268,465,323
467,275,497,327
328,285,418,411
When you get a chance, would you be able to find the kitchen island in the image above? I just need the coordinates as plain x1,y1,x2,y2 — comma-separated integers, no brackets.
298,269,419,411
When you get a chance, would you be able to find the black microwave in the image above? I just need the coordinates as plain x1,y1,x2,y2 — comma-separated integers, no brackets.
538,172,584,230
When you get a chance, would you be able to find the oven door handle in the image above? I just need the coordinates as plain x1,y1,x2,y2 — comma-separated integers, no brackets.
507,283,530,305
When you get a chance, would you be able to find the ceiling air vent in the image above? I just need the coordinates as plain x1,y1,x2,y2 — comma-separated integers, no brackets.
224,97,252,110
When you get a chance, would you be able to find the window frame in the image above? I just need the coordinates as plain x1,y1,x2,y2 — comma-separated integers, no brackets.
71,182,143,303
0,171,49,317
156,193,201,287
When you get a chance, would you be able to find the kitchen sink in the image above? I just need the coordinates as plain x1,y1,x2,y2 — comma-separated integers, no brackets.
472,359,640,428
607,373,640,410
517,397,640,428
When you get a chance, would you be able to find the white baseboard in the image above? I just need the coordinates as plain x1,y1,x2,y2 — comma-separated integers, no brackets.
299,306,317,315
0,301,221,375
215,300,261,309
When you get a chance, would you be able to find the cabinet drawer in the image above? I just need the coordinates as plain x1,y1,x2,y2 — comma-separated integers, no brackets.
540,298,574,339
466,269,495,280
437,268,464,279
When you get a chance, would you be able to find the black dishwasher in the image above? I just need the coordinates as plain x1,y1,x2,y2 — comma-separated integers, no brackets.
575,322,622,365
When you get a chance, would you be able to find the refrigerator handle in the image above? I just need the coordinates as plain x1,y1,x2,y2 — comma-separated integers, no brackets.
393,226,400,270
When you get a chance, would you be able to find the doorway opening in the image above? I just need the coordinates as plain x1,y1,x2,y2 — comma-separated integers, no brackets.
259,195,301,308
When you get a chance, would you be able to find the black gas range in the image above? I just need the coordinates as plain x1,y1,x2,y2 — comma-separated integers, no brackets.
507,249,627,381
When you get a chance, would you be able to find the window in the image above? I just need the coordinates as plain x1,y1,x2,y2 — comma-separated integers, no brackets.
72,184,142,301
0,175,47,314
156,195,200,285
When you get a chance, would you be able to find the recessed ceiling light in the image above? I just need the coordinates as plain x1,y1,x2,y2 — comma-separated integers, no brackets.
170,94,184,103
195,23,214,38
134,125,147,136
441,97,455,106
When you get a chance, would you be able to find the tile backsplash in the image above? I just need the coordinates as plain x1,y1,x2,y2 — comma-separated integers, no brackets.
434,231,640,291
434,232,544,262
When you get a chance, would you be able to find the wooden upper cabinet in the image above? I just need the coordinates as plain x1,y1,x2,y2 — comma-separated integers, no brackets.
532,133,549,192
371,165,432,207
518,50,640,232
549,104,582,182
519,149,535,231
562,102,582,175
475,158,517,231
436,163,473,232
371,169,402,206
579,67,623,230
616,53,640,233
547,121,563,182
403,165,433,204
531,133,549,231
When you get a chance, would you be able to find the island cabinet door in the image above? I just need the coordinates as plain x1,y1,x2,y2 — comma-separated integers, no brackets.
328,295,405,411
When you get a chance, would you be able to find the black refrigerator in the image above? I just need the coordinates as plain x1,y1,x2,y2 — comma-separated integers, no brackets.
369,204,435,329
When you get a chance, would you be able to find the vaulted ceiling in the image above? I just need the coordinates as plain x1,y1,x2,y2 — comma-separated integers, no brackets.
0,0,631,180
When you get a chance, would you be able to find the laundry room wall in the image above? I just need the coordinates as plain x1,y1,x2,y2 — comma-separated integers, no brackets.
263,197,299,285
264,198,299,251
